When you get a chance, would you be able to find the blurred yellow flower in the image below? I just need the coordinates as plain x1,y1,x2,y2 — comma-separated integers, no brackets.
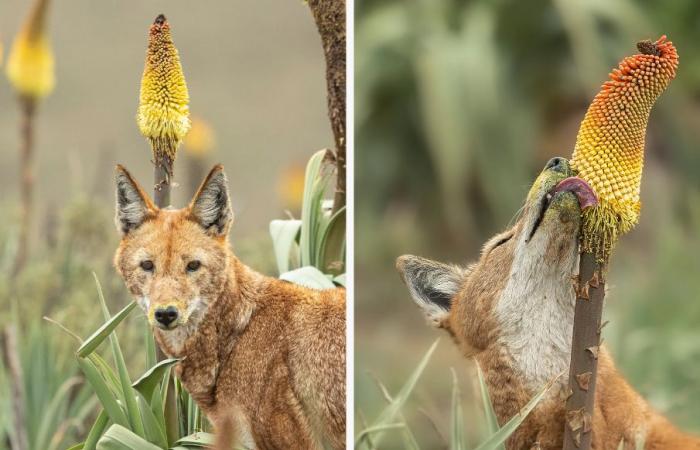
184,117,216,158
137,14,190,162
6,0,55,100
277,164,306,212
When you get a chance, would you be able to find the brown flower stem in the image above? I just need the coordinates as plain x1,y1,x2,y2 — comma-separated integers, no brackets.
305,0,346,213
153,152,173,208
1,326,29,450
563,252,606,450
12,97,36,278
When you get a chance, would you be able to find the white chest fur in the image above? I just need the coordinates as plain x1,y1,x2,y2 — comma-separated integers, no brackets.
495,231,579,392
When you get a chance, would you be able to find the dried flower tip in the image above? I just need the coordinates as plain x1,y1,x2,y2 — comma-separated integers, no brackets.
137,14,191,164
570,35,678,261
5,0,55,100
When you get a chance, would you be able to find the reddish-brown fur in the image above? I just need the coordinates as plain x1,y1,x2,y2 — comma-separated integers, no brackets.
113,165,345,449
398,158,700,449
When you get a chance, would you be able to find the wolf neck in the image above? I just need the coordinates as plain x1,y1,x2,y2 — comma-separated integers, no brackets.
495,229,579,392
163,257,262,407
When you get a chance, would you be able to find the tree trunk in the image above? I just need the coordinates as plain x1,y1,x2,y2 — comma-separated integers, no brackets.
305,0,346,213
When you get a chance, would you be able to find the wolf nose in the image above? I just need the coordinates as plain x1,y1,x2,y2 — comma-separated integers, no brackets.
154,306,179,327
545,157,567,173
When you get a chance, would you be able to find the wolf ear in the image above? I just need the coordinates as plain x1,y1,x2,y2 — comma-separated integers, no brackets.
115,165,156,235
189,165,233,237
396,255,465,326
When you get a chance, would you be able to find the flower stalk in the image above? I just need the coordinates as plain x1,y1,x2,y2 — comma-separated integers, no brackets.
564,36,678,450
6,0,55,276
137,14,190,207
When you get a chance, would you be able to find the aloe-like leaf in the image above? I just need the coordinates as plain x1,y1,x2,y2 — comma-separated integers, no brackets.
78,357,129,428
93,274,145,437
358,339,439,448
450,369,466,450
175,432,216,446
473,374,561,450
300,149,329,267
269,219,302,274
280,266,336,290
83,409,110,450
333,273,347,287
476,363,502,449
317,206,346,274
136,395,167,448
145,323,156,370
96,424,162,450
132,358,180,401
77,301,137,358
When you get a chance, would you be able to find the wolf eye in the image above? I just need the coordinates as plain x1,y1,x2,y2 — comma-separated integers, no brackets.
186,260,201,272
140,260,154,272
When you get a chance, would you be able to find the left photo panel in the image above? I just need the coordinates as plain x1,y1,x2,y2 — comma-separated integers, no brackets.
0,0,347,449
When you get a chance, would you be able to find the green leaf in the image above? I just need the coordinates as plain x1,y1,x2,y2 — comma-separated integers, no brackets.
132,358,180,401
83,409,110,450
357,339,439,448
476,363,502,449
300,149,329,267
280,266,336,290
333,273,347,287
77,301,137,358
318,206,346,274
93,274,145,437
96,425,162,450
450,369,466,450
175,432,216,446
473,373,561,450
136,395,168,448
66,445,85,450
269,219,302,274
77,358,129,429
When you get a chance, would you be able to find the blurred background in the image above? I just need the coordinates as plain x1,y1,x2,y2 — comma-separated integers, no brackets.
355,0,700,447
0,0,332,448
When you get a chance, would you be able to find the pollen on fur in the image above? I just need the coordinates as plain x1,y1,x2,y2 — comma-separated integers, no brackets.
137,14,191,163
5,0,55,100
570,35,678,261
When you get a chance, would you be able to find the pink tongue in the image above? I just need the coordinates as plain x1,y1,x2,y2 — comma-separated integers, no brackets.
553,177,598,210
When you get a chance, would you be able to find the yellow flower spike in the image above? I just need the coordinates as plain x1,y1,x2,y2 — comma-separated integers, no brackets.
571,36,678,261
183,117,216,158
137,14,191,170
6,0,55,100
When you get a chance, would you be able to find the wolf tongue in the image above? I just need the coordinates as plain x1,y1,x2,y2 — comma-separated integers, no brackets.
554,177,598,210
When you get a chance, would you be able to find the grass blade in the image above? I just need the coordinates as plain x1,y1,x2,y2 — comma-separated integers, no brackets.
83,410,109,450
77,358,129,429
357,339,439,448
476,363,502,449
93,274,145,437
450,368,466,450
473,373,562,450
77,301,136,358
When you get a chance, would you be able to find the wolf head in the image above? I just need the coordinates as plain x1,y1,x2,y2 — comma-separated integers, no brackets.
113,164,234,343
397,157,597,358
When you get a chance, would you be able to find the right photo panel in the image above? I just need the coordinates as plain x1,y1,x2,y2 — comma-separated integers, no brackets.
354,1,700,449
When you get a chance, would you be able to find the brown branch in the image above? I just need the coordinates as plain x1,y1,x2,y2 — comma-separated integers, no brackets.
305,0,346,213
1,326,29,450
563,252,606,450
12,98,37,278
153,152,173,208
